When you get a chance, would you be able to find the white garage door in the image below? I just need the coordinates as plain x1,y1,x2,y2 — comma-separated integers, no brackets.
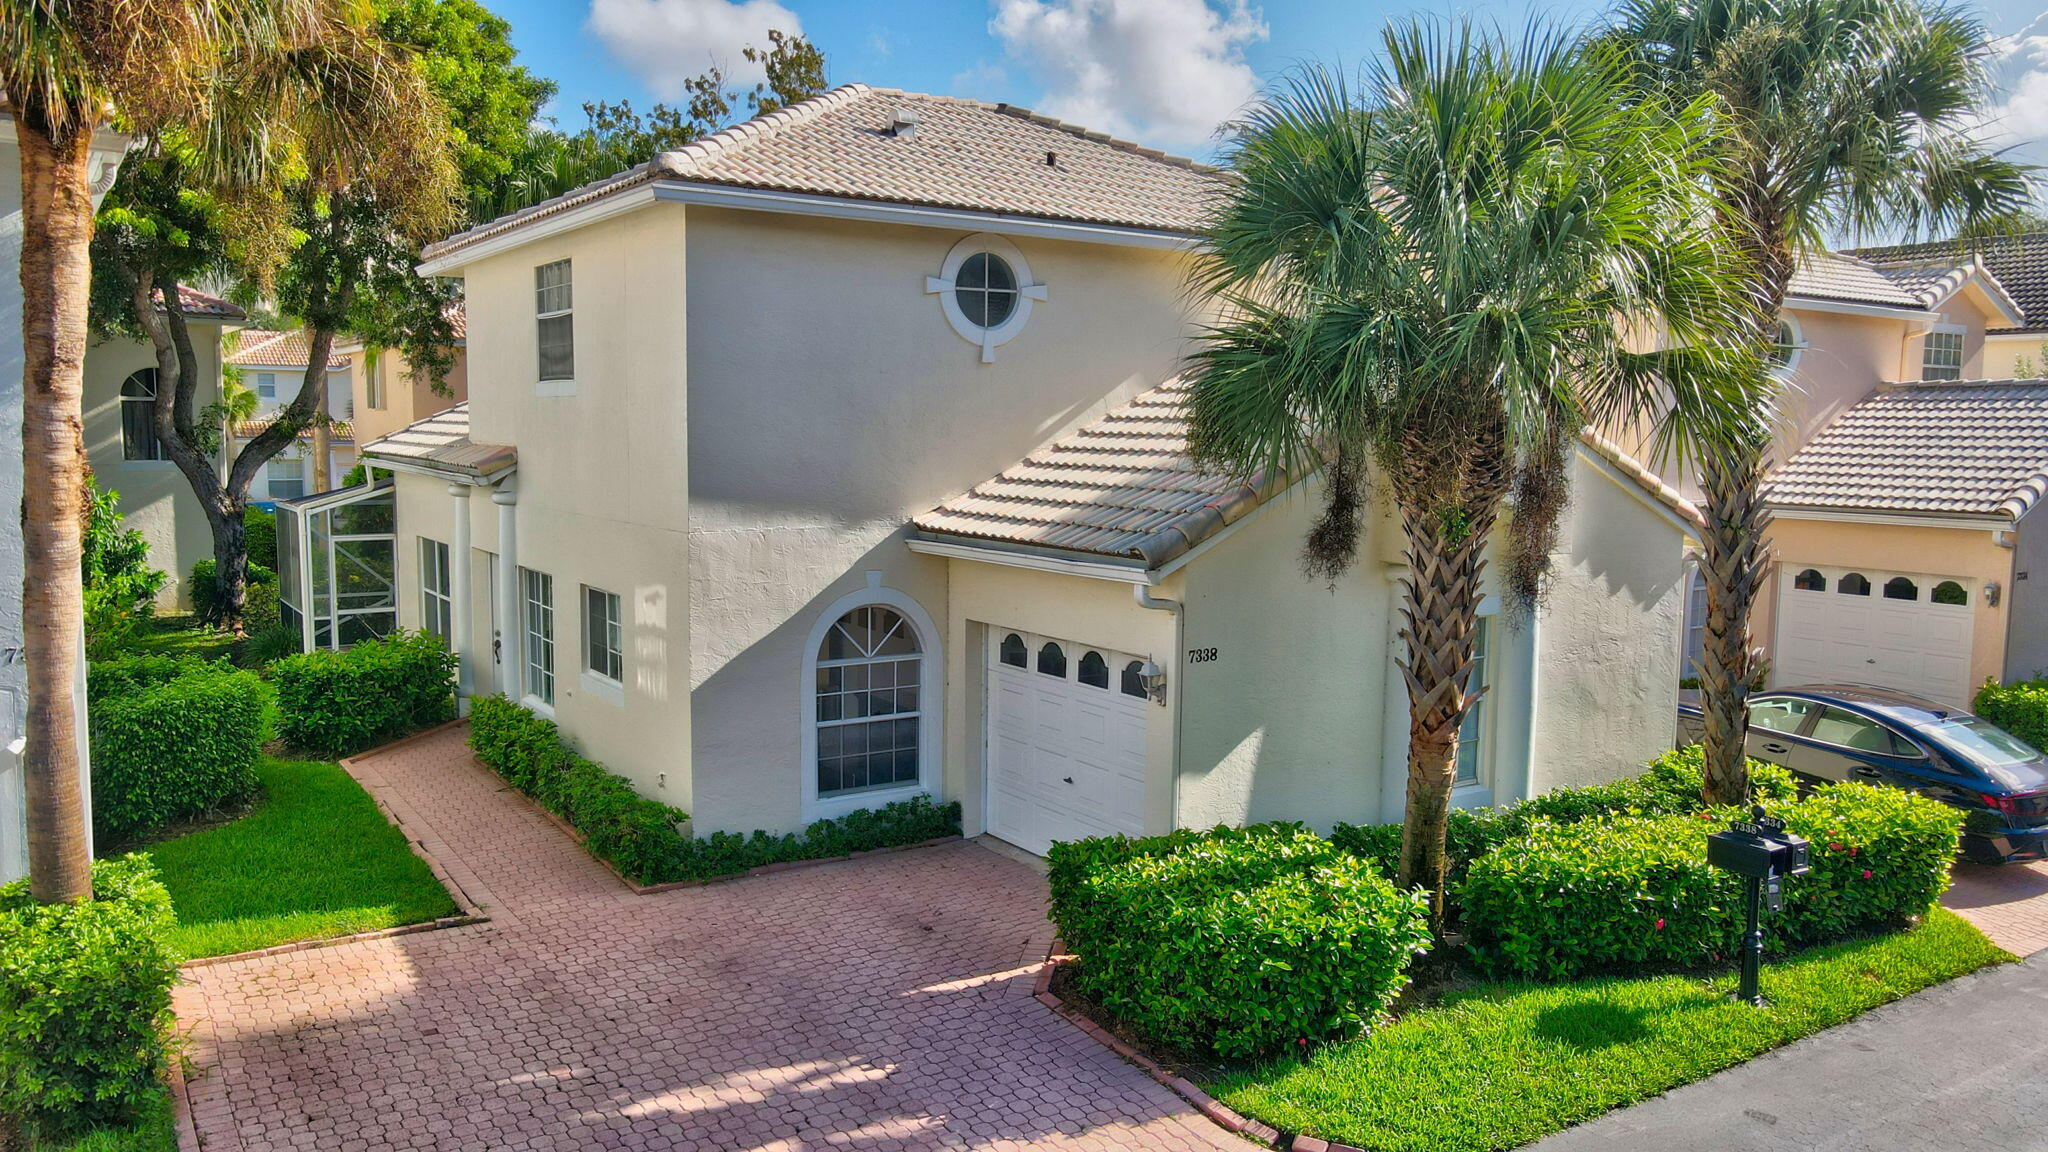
1773,564,1975,706
986,629,1150,857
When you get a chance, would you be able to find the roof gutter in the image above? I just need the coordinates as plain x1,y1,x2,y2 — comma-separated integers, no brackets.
1766,505,2014,532
1785,295,1942,323
905,535,1159,584
359,453,514,488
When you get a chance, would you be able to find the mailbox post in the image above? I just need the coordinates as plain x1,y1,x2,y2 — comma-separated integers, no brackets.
1706,805,1810,1006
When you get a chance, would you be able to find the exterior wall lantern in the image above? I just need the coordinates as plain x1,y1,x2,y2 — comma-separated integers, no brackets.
1138,660,1168,706
1985,580,2001,607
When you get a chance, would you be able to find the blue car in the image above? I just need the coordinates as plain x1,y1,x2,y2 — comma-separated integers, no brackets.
1678,684,2048,864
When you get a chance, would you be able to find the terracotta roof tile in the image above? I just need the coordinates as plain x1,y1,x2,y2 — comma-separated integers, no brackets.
233,418,353,442
1786,253,1925,309
1762,379,2048,520
226,329,353,369
423,85,1227,263
915,380,1698,568
161,285,246,321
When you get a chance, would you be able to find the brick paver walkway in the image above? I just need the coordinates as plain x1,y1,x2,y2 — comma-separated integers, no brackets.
175,725,1243,1151
1943,860,2048,957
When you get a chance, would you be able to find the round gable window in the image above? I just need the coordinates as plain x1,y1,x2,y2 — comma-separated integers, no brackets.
927,233,1044,362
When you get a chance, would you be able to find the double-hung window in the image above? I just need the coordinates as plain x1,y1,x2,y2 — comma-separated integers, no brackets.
584,586,622,684
420,539,452,640
1922,329,1964,381
267,456,305,500
521,568,555,706
120,370,167,461
535,260,574,386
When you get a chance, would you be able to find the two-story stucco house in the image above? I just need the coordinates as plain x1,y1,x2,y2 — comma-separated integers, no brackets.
1648,243,2048,708
359,85,1701,848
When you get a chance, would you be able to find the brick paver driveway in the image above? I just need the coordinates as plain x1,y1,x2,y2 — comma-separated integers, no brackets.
176,725,1242,1151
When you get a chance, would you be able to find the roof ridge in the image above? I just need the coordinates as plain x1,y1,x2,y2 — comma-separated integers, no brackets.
986,102,1220,176
658,83,875,176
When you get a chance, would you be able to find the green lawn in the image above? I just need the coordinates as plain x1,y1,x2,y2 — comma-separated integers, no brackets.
145,758,458,959
1209,907,2009,1152
121,615,237,661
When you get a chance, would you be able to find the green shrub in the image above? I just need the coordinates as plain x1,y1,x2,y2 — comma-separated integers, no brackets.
0,857,178,1137
271,630,456,757
241,579,281,633
87,653,215,705
1329,745,1796,891
243,506,278,572
466,695,962,885
1462,782,1962,980
234,623,301,668
90,663,265,842
187,558,275,625
1975,679,2048,754
1048,824,1431,1059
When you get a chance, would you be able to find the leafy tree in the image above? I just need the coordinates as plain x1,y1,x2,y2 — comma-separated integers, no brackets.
0,0,422,903
1607,0,2036,805
1183,27,1760,923
469,31,828,221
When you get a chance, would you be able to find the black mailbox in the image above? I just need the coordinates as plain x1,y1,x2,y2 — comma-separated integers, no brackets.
1707,829,1780,878
1774,832,1811,877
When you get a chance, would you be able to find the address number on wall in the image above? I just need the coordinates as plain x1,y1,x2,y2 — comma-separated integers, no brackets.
1188,647,1220,663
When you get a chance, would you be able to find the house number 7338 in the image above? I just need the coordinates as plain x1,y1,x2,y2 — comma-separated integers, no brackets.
1187,647,1219,663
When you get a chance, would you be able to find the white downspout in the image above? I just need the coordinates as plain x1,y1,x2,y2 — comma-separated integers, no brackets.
493,483,518,697
1132,583,1184,832
448,483,472,714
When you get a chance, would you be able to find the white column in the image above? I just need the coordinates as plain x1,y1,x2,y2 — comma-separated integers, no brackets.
448,483,473,714
492,483,518,697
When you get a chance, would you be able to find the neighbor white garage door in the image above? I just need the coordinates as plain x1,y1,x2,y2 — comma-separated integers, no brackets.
1773,564,1975,706
986,629,1150,857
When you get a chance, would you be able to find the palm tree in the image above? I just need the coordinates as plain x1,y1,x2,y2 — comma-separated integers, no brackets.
1184,24,1760,922
1608,0,2035,806
0,0,406,903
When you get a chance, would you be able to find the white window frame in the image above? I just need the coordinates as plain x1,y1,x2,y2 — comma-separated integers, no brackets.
1922,324,1965,381
120,369,171,464
521,567,555,712
1771,314,1805,378
266,453,306,501
581,585,624,705
256,372,277,400
924,233,1047,363
1454,609,1498,790
419,538,452,641
366,362,385,411
535,259,575,395
798,577,943,823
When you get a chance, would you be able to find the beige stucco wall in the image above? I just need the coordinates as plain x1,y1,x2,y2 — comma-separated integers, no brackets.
83,328,226,608
1529,457,1691,791
1984,333,2048,379
352,347,468,446
454,203,692,812
678,207,1203,834
1758,517,2014,689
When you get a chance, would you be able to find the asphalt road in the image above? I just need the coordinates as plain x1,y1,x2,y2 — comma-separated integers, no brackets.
1531,952,2048,1152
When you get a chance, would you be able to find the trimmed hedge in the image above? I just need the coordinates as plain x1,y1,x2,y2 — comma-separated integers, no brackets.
89,660,265,842
0,857,178,1136
1330,745,1797,890
466,695,962,885
1462,782,1963,979
1975,679,2048,754
272,630,456,757
1048,824,1432,1059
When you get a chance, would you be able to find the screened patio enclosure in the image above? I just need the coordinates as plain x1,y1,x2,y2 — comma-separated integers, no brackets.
277,479,398,651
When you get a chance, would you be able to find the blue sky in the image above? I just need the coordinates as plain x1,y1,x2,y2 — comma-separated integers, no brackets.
493,0,2048,171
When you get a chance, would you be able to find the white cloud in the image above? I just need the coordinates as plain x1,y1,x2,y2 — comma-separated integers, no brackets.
1980,12,2048,167
988,0,1266,151
586,0,802,100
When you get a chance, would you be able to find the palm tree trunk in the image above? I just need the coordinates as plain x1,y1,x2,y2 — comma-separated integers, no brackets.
16,119,97,904
1697,434,1772,806
1393,428,1507,928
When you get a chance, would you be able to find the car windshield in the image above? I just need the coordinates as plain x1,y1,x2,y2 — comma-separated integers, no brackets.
1918,716,2041,770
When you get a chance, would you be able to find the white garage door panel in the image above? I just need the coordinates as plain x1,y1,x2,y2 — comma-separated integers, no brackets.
986,629,1151,857
1774,565,1974,706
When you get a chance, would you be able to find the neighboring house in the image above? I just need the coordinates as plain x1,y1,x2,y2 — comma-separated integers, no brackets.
223,327,357,503
0,110,132,880
84,286,246,608
1647,242,2045,707
1857,231,2048,379
359,85,1699,848
346,301,469,447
